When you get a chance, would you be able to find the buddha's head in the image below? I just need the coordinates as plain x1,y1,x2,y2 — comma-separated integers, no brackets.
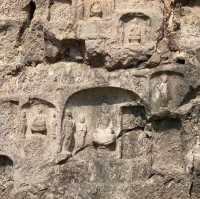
160,74,168,83
90,1,102,18
79,115,86,123
65,111,73,120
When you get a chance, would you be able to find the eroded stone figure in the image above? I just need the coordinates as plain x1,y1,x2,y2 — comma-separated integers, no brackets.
74,115,87,154
20,111,27,138
31,106,47,135
186,136,200,174
186,135,200,197
93,116,116,146
126,24,141,44
138,126,153,157
123,15,150,45
90,1,103,18
61,111,75,154
152,74,169,111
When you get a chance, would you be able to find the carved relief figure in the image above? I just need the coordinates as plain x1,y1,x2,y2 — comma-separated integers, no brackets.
74,115,87,154
186,136,200,174
61,111,75,154
20,111,27,138
21,99,57,139
122,14,151,45
126,24,141,44
93,103,117,146
151,74,169,112
31,105,47,135
90,1,103,18
137,125,153,178
186,135,200,197
137,128,152,157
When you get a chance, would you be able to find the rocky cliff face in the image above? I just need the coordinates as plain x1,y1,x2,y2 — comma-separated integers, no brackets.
1,0,200,198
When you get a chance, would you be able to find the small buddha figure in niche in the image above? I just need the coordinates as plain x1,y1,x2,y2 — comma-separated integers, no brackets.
61,111,75,154
31,105,47,135
127,25,141,44
90,1,103,18
74,115,87,154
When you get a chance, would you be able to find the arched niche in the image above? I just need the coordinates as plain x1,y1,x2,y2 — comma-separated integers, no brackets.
64,87,145,145
119,12,151,45
0,155,14,196
21,98,57,137
149,71,188,113
0,100,19,141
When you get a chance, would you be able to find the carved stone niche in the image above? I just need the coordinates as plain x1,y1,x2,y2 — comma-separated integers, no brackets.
80,0,115,19
0,100,19,141
21,98,57,138
119,12,151,45
0,155,14,198
64,87,141,159
149,71,188,114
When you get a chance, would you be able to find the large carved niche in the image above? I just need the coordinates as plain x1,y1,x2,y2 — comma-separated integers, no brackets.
149,71,188,114
0,100,19,141
0,155,14,197
21,98,58,162
64,87,143,158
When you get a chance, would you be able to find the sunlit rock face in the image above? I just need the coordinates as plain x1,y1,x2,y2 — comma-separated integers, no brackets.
1,0,200,198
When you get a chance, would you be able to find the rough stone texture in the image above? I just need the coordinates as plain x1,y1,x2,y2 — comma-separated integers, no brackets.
1,0,200,198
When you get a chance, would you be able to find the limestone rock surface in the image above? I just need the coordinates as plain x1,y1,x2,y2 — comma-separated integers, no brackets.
1,0,200,199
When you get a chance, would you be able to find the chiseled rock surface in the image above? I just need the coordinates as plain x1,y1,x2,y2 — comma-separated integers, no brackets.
1,0,200,198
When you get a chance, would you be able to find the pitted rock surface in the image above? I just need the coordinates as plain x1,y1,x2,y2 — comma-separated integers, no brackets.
1,0,200,198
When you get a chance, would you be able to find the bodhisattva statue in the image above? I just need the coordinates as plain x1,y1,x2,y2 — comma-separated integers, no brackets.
31,106,47,135
73,116,87,154
90,1,103,18
152,74,169,112
60,111,75,155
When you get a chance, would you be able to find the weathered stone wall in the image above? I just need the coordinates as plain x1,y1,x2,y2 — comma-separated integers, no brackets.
1,0,200,198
